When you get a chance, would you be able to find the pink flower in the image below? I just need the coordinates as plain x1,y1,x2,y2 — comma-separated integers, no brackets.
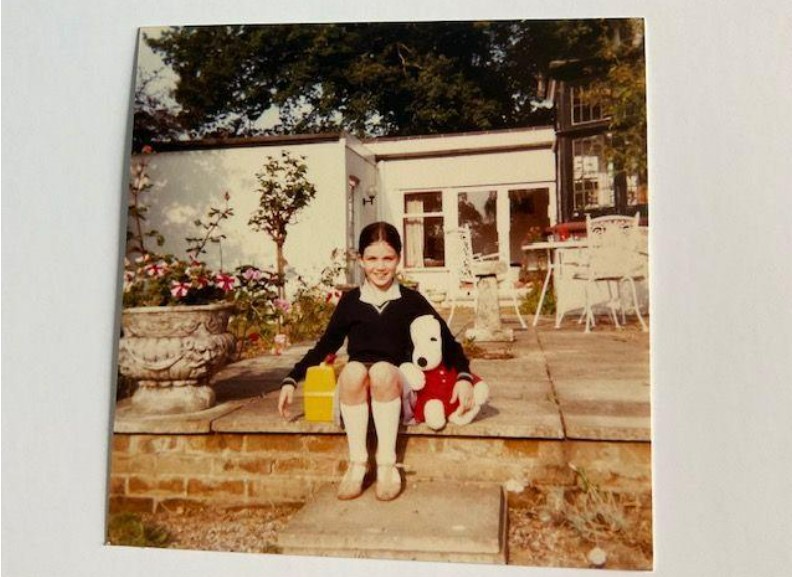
123,270,136,292
170,280,191,298
243,267,263,281
194,275,210,289
145,260,168,277
326,290,342,305
214,272,236,292
274,298,292,313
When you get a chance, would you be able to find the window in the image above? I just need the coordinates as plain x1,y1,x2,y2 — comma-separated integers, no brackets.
572,136,615,211
626,173,648,206
458,191,498,256
403,192,444,268
508,188,550,264
571,85,608,125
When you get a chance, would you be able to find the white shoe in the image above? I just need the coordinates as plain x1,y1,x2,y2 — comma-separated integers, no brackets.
375,465,402,501
337,461,368,500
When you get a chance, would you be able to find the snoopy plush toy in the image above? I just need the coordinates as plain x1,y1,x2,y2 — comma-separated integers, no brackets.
400,315,489,430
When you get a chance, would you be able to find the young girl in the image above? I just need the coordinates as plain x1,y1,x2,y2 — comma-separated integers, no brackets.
278,222,476,501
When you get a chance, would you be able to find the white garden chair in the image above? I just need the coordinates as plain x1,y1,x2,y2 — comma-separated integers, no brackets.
574,212,648,333
444,226,527,328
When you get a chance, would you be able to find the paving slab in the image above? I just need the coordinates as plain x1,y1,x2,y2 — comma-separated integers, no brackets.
277,482,507,564
212,395,564,439
537,327,651,440
554,378,651,403
211,345,312,401
114,307,650,443
113,398,248,434
564,413,651,441
212,395,342,434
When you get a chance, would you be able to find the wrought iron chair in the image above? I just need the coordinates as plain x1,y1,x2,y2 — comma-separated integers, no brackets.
444,226,527,328
574,213,648,333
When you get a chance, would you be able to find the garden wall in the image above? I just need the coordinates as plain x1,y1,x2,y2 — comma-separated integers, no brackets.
108,432,651,514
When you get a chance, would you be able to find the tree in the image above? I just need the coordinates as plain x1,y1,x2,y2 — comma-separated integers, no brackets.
248,152,317,299
132,69,184,152
143,19,646,181
145,22,549,138
595,19,647,181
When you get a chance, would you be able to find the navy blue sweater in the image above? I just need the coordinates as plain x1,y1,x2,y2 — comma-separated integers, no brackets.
282,285,471,386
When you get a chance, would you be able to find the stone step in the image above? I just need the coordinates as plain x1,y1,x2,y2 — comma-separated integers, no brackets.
277,481,507,564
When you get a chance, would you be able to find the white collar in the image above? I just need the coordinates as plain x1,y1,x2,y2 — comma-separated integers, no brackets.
359,280,402,308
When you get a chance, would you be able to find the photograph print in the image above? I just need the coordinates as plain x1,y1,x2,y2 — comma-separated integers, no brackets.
107,18,652,569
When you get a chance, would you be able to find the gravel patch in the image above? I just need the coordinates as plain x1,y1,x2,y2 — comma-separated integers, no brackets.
138,504,302,555
121,485,651,570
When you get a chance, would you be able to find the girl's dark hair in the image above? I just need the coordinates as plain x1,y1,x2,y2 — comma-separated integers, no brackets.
358,221,402,256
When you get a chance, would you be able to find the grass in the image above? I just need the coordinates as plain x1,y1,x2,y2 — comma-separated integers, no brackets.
106,512,170,548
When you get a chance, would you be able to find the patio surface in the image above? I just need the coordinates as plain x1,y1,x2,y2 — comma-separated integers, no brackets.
114,308,651,442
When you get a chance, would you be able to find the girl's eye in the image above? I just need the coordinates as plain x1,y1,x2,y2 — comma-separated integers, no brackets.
430,337,438,342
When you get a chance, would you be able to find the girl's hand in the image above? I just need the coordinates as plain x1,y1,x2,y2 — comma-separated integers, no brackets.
278,384,295,419
451,380,474,413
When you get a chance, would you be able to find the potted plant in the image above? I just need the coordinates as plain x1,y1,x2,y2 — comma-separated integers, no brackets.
119,150,277,414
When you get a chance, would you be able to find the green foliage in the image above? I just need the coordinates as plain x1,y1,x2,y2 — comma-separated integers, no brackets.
282,287,337,344
586,20,647,179
144,20,646,180
228,265,280,359
127,148,162,256
248,151,317,298
519,269,556,315
248,151,316,244
122,173,277,309
231,249,345,358
123,254,228,307
565,464,632,542
145,22,559,139
107,513,170,548
184,191,234,261
281,248,345,342
133,69,184,152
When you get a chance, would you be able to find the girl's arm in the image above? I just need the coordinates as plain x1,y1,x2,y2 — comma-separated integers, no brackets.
281,293,351,387
438,317,474,382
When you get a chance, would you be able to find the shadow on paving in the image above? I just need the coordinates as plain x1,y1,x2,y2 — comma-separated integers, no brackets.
203,306,650,442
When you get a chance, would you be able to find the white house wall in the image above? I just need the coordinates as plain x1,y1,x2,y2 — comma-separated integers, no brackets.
130,142,349,287
378,149,555,192
368,128,557,293
343,137,379,246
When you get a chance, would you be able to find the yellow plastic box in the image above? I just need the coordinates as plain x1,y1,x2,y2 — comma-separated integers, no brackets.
303,362,336,422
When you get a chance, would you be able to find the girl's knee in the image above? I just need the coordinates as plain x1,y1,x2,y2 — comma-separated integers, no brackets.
338,361,368,397
369,361,401,399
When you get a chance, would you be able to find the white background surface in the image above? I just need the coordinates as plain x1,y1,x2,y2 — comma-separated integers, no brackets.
3,1,791,576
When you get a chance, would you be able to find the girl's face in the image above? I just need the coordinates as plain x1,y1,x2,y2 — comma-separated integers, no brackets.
360,240,399,290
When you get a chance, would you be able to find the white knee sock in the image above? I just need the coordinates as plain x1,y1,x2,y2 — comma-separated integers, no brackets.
340,402,369,464
371,397,401,466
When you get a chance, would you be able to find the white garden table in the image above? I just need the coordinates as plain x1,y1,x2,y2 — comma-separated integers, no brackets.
521,239,589,328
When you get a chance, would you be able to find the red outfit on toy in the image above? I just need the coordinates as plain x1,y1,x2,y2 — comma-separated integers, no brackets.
401,314,489,429
413,365,482,423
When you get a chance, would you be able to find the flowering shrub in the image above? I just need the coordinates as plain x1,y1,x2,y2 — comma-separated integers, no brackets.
281,248,347,343
232,249,347,359
123,149,280,313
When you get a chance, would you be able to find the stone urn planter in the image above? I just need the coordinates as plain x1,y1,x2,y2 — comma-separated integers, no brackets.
118,303,236,415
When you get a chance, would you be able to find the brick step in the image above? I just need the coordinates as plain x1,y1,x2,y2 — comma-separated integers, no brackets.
277,481,507,564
